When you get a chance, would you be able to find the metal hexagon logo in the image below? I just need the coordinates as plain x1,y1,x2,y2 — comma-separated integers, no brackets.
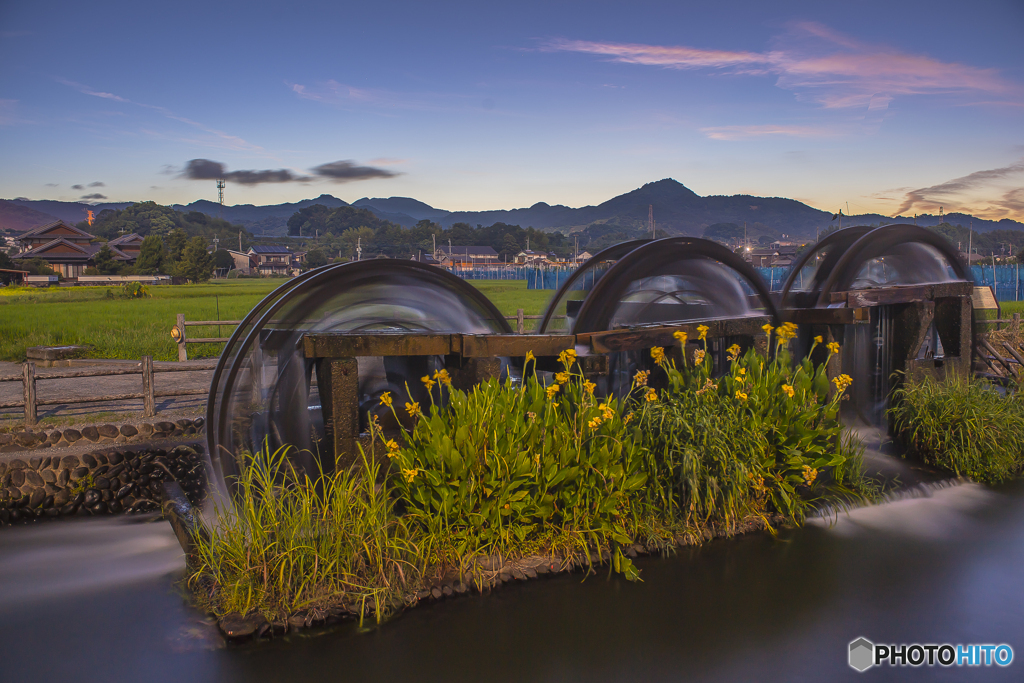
849,637,874,672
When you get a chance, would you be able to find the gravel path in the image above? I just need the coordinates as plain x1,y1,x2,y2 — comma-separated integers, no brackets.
0,360,214,430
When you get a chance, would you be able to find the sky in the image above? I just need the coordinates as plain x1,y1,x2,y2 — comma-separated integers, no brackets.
1,0,1023,220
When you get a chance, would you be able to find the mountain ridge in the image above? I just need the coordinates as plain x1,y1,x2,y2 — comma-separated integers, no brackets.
4,180,1021,238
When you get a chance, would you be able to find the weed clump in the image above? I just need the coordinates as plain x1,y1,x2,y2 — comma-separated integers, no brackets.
892,373,1024,484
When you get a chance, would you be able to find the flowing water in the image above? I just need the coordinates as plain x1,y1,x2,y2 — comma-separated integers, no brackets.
2,476,1024,682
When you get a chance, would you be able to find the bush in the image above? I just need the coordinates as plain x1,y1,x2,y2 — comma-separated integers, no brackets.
892,374,1024,484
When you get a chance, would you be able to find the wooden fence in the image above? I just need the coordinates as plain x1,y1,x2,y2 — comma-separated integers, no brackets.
0,358,217,427
172,310,567,360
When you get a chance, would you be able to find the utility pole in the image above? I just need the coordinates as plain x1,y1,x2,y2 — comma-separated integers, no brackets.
238,230,242,253
357,237,362,261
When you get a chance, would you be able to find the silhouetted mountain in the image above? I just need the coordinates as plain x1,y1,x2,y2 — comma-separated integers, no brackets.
0,200,61,233
6,182,1022,238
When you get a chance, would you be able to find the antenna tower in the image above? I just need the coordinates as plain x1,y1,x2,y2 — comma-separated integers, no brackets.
216,179,226,219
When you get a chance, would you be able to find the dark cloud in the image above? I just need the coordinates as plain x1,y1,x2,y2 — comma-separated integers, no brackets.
44,183,58,187
181,158,310,185
312,160,399,182
80,193,107,201
88,181,105,187
896,160,1024,215
71,184,83,190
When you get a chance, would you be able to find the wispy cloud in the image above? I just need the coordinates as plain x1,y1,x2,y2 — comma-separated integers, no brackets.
543,22,1019,110
894,159,1024,220
56,78,263,153
699,124,842,141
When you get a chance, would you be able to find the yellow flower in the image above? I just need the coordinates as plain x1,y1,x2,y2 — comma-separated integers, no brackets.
782,384,795,398
645,388,658,403
380,392,393,408
802,466,818,486
546,384,560,400
634,370,650,387
693,349,706,365
673,330,688,345
405,401,421,417
650,346,666,364
525,350,535,363
433,368,452,386
385,439,400,456
623,413,633,424
697,324,710,340
726,344,741,361
814,335,823,344
583,379,597,394
762,323,774,336
776,322,799,342
735,390,748,401
832,374,853,392
600,403,614,421
555,371,570,384
421,375,436,391
402,468,419,483
696,377,717,396
827,341,840,354
588,417,602,429
527,411,537,422
557,348,577,367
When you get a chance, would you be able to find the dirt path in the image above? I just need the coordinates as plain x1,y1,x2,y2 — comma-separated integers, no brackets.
0,360,213,430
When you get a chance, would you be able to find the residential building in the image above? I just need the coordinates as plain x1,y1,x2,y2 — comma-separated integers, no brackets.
107,233,145,260
247,245,293,276
227,249,255,274
14,220,132,278
434,245,499,265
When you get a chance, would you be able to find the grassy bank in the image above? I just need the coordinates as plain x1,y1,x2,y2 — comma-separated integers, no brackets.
892,373,1024,484
190,329,872,623
0,279,553,362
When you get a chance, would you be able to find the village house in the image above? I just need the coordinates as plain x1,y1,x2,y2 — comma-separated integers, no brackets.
14,220,132,278
434,245,499,266
247,245,294,276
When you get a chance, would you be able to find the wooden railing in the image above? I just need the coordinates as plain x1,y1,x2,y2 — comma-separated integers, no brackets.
172,310,568,360
0,358,217,426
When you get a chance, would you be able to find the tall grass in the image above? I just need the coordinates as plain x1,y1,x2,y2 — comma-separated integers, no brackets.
892,373,1024,484
189,444,423,623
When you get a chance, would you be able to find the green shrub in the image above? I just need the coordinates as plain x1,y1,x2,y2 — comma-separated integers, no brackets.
892,373,1024,484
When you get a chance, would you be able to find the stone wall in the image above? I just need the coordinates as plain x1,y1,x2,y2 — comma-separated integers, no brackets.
0,417,205,453
0,443,206,524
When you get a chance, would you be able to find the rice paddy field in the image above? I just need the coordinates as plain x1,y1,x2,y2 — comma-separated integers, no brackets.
0,279,553,362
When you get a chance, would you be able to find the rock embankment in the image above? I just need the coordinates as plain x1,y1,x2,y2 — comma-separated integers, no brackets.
0,418,205,453
0,443,206,524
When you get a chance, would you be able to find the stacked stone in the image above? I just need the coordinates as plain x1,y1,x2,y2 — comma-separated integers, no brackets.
0,444,206,525
0,417,205,453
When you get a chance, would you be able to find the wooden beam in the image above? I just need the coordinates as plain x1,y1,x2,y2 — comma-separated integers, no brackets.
303,333,453,359
779,308,854,325
459,334,575,358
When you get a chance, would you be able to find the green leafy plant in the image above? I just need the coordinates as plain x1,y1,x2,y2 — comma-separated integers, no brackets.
891,373,1024,484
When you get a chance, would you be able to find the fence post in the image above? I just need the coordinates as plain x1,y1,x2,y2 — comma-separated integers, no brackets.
142,355,155,417
176,313,188,362
516,308,525,334
23,362,36,427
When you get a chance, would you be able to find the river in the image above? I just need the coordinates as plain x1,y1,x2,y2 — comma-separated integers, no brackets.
1,478,1022,682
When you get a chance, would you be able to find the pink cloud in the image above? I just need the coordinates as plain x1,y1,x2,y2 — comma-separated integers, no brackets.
699,124,842,141
894,159,1024,220
543,23,1019,110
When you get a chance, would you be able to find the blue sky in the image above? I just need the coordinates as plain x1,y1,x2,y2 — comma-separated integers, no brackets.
1,0,1022,219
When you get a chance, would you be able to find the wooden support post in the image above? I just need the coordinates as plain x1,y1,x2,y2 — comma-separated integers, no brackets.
23,361,36,426
142,355,155,417
250,343,264,407
516,308,525,335
176,313,188,362
315,357,359,470
448,357,502,392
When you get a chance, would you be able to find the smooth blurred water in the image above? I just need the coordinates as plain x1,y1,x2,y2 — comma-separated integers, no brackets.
2,480,1023,682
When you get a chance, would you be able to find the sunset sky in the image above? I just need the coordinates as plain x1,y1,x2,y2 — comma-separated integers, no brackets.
1,0,1022,219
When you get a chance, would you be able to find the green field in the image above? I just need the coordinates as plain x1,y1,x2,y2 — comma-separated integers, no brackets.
0,279,553,362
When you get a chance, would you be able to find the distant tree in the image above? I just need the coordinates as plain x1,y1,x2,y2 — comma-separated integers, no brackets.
166,229,189,263
500,234,521,260
176,236,215,282
304,249,329,270
339,226,376,259
135,235,166,274
0,251,14,270
703,222,745,244
92,245,122,275
213,249,234,272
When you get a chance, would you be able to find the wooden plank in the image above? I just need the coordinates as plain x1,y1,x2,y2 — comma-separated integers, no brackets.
460,334,575,357
36,393,145,406
184,337,231,343
303,333,453,358
183,320,242,326
142,355,155,417
581,317,770,354
779,308,854,325
832,282,973,307
176,313,188,362
979,338,1017,377
1001,342,1024,369
315,357,359,469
